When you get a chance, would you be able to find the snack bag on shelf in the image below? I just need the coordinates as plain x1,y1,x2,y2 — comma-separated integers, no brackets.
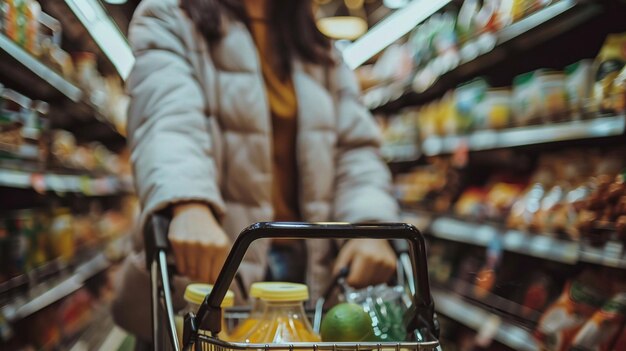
479,88,512,130
484,181,524,220
24,0,40,56
529,183,566,234
565,60,594,119
455,78,489,133
536,70,568,122
454,187,486,219
570,292,626,351
512,70,541,126
592,33,626,115
534,270,609,351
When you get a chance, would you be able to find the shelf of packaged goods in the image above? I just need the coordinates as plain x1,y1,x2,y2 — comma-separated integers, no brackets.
0,253,110,323
403,211,626,269
0,34,125,145
427,216,580,264
0,168,132,196
420,115,626,157
368,0,602,113
0,33,82,102
433,288,540,351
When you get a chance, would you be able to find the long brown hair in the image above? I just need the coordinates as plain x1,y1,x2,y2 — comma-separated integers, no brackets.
180,0,334,79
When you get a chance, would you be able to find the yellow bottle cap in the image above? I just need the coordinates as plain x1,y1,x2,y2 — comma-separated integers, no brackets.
184,284,235,307
251,282,309,302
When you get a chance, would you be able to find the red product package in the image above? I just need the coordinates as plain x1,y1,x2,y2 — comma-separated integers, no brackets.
534,272,607,351
570,292,626,351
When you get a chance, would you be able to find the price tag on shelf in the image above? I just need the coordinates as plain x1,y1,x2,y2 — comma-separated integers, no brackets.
470,130,497,150
475,314,501,347
79,177,93,195
603,241,625,268
30,173,46,194
503,230,525,250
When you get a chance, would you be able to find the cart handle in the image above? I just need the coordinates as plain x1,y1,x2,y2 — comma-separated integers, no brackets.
192,221,435,339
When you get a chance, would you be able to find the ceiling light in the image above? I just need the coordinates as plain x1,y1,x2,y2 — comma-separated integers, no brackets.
64,0,134,80
342,0,451,69
104,0,127,4
318,16,368,41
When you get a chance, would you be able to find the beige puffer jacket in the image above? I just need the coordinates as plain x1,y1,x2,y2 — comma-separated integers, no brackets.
112,0,399,341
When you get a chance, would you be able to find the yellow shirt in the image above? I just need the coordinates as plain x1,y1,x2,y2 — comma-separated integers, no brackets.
250,20,300,221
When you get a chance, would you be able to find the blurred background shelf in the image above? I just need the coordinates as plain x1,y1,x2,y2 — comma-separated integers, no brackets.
368,0,603,113
403,211,626,269
0,168,132,196
428,216,579,264
0,253,110,323
0,32,125,147
0,33,81,102
433,288,540,351
421,115,626,156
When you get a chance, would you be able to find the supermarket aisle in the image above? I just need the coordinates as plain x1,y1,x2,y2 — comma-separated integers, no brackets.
2,0,626,350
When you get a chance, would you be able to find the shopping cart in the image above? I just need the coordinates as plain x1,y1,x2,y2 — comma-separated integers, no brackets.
144,214,440,351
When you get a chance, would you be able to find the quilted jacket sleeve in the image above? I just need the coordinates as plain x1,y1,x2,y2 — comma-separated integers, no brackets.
332,61,400,223
126,0,225,234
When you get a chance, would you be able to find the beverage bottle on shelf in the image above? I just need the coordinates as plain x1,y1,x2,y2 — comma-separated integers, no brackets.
570,292,626,351
244,282,320,343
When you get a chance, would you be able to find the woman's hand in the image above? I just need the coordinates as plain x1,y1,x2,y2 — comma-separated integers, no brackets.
333,239,397,288
169,202,231,283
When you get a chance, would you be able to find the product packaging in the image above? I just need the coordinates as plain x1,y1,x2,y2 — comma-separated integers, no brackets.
592,33,626,115
534,271,608,351
565,60,594,119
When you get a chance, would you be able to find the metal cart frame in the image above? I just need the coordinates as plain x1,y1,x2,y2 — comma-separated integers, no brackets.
144,215,440,351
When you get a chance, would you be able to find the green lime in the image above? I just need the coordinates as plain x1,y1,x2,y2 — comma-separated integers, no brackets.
320,303,377,342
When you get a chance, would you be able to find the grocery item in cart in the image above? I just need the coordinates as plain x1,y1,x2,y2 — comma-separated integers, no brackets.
534,270,609,351
229,282,268,341
320,303,376,342
244,282,320,343
176,284,235,343
345,284,408,342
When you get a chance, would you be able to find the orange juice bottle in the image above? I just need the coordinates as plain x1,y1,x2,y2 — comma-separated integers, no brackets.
244,282,320,343
229,282,268,341
175,284,235,345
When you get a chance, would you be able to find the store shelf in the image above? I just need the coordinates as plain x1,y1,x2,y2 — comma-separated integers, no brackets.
0,168,132,196
0,34,125,145
403,211,626,268
0,33,82,102
1,253,110,323
429,216,579,264
433,288,539,351
369,0,602,113
421,116,626,156
579,242,626,269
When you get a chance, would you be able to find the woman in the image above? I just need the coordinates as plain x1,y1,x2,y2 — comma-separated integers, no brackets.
112,0,400,342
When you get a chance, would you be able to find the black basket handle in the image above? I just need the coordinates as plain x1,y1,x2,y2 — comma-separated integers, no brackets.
191,221,436,339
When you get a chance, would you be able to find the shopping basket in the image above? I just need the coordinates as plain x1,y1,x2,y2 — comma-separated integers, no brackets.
144,214,440,351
